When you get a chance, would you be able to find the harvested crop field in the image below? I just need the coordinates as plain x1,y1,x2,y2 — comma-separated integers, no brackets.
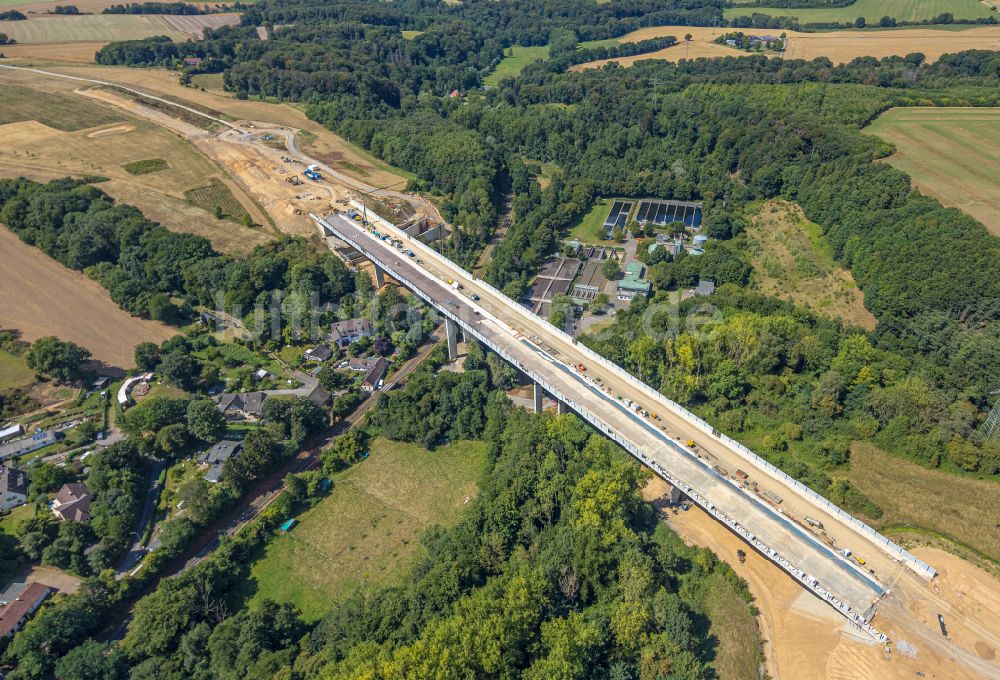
865,107,1000,236
0,83,122,130
0,14,185,43
724,0,993,24
0,226,174,368
160,12,240,38
747,200,876,329
0,41,107,63
570,25,1000,70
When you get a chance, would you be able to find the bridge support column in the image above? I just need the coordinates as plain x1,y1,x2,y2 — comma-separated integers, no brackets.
373,264,386,289
557,400,569,415
446,317,459,360
533,381,544,414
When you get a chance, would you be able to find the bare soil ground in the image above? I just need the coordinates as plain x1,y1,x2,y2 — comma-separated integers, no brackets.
746,200,877,330
0,227,174,369
645,476,1000,680
13,564,82,594
571,25,1000,71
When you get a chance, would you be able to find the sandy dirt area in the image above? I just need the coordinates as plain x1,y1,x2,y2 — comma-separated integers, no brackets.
0,226,175,369
644,476,1000,679
12,565,82,595
572,25,1000,70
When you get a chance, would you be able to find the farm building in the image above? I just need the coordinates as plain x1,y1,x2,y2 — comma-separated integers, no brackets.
0,583,51,639
51,483,91,522
616,263,651,301
0,429,58,462
0,465,28,511
198,439,243,484
329,318,372,348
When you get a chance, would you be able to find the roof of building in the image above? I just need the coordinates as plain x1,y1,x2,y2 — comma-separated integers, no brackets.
618,262,651,294
362,358,390,387
218,391,267,415
0,582,51,638
198,440,243,484
0,424,22,442
330,318,372,342
305,344,334,362
348,357,380,371
0,466,28,498
695,279,716,296
52,483,91,522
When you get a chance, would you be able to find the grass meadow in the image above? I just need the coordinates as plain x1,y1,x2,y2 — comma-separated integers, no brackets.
484,45,550,86
866,107,1000,236
248,437,486,621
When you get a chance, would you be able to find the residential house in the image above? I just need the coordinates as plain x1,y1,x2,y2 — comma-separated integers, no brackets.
0,583,51,638
361,358,389,392
217,391,267,420
695,279,716,297
616,262,651,301
0,465,28,511
51,483,91,522
329,318,372,349
182,56,203,66
0,429,58,462
347,357,380,372
304,344,334,363
197,440,243,484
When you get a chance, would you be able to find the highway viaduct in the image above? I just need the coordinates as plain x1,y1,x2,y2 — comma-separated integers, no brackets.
314,209,938,642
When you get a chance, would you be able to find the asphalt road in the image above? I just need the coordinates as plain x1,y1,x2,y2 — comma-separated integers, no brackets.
321,212,898,620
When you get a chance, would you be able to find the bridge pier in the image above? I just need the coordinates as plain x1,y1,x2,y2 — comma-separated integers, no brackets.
533,381,544,414
446,317,459,360
373,264,386,289
557,401,569,415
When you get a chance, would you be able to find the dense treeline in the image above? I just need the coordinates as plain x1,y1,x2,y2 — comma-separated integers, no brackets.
103,2,205,14
0,178,355,337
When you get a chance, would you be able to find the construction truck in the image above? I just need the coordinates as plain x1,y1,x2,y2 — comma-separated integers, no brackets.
685,439,697,448
737,549,747,564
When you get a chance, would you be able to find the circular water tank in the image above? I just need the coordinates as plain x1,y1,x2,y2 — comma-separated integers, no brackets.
693,234,709,247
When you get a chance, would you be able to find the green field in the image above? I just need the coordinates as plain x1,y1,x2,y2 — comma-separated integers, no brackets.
122,158,169,175
567,197,616,243
249,437,486,621
0,15,185,43
0,350,34,391
484,45,550,86
724,0,993,23
0,84,122,131
189,73,226,91
865,107,1000,235
400,29,423,39
184,178,247,221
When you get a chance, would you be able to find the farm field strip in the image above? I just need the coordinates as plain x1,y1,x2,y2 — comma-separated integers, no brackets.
160,12,241,38
0,226,174,368
723,0,994,23
570,25,1000,70
865,107,1000,235
0,14,186,43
